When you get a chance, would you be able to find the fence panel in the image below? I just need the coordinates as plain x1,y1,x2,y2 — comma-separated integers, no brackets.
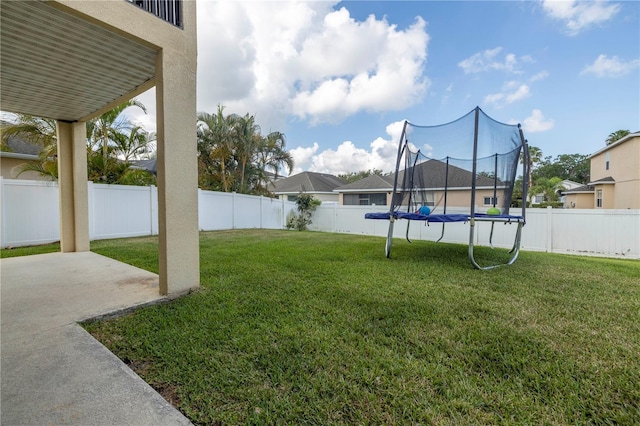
90,183,154,240
1,178,638,259
233,193,261,229
1,179,60,247
199,190,234,230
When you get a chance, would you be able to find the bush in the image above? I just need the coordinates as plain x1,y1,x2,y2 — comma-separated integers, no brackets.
286,193,321,231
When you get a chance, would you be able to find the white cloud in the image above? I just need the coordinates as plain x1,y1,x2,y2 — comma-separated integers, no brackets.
529,71,549,82
522,109,554,133
484,81,531,107
458,47,532,74
196,2,429,128
580,54,640,78
541,0,621,36
290,143,320,173
290,120,405,175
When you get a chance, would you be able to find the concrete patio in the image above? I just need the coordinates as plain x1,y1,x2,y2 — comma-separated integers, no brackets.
1,251,192,425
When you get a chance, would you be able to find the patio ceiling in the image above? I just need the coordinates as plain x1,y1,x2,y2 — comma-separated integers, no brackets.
0,1,158,122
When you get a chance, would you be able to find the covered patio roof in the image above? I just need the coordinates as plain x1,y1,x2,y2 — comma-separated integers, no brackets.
1,0,157,122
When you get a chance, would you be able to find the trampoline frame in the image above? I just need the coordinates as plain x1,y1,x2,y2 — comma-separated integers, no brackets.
369,107,529,270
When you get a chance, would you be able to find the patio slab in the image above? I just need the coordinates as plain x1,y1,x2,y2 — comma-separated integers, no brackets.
1,251,192,425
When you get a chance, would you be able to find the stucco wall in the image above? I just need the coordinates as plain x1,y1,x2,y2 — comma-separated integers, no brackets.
565,193,593,209
0,157,47,181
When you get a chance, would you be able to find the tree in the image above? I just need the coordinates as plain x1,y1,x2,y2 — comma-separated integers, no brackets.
530,176,566,203
196,106,294,195
197,106,235,191
286,193,321,231
230,113,261,193
1,114,58,179
520,146,542,203
2,99,154,185
533,153,590,184
255,131,294,193
338,169,385,184
605,129,630,145
112,126,155,162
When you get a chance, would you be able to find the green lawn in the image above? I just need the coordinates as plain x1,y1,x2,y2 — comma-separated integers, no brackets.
7,231,640,424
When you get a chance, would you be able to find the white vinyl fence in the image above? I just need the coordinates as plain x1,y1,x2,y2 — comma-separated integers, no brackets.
1,178,639,259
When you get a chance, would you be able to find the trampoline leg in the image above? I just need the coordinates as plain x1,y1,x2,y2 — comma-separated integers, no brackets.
469,221,524,270
489,222,495,249
435,223,446,243
385,220,395,258
405,220,412,243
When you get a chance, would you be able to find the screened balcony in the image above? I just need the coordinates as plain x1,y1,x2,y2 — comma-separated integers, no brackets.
128,0,183,28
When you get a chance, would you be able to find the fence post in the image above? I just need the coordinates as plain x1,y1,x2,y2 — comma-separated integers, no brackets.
87,181,94,240
232,192,236,229
546,206,553,253
0,176,4,248
260,196,264,229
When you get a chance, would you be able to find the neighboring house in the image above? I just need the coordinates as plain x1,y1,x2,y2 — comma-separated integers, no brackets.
0,135,46,180
270,171,345,203
530,179,582,207
564,132,640,209
335,160,506,210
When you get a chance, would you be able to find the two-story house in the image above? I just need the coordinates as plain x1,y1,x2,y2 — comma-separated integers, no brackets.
1,0,199,295
564,132,640,209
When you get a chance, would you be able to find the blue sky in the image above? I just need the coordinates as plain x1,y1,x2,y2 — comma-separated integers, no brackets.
132,0,639,176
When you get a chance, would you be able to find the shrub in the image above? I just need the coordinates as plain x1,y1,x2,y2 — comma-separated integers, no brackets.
286,193,321,231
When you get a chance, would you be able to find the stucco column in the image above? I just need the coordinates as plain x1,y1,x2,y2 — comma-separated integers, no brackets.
56,121,89,252
155,46,200,295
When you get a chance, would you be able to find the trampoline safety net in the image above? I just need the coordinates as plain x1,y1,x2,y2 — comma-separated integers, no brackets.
367,106,529,269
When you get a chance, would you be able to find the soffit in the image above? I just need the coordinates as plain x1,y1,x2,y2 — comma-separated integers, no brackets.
1,1,157,122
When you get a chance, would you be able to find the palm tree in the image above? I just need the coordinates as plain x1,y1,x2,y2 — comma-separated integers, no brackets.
197,105,234,192
229,113,261,193
1,114,57,147
605,129,630,145
530,176,566,204
87,99,146,159
1,114,59,179
256,131,294,191
112,126,155,161
520,145,542,203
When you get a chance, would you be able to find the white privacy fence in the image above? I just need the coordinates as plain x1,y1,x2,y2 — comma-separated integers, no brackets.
1,178,639,259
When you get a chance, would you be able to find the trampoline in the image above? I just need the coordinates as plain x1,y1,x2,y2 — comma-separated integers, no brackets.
365,107,529,270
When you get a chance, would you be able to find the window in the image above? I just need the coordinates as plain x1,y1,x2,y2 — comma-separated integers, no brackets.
596,189,603,208
533,195,544,204
343,193,387,206
605,152,610,170
287,195,298,202
483,196,498,206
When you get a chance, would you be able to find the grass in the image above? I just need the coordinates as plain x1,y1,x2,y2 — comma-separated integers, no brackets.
7,231,640,424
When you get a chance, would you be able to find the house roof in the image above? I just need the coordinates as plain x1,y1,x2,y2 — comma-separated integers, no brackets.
589,132,640,159
562,184,594,194
130,159,157,176
0,134,42,160
335,160,499,193
271,171,346,194
588,176,616,185
335,174,394,192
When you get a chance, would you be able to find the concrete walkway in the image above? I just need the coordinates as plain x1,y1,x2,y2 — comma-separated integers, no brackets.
1,251,192,425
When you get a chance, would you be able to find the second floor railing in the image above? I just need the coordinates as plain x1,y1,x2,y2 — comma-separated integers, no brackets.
128,0,182,28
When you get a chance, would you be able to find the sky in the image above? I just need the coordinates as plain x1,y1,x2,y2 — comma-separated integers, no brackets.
130,0,640,176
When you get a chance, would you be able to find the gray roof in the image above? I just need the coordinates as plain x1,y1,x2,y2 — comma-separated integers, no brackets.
130,159,157,175
336,174,394,191
588,176,615,185
271,171,346,194
562,184,594,194
335,160,498,192
2,134,42,156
